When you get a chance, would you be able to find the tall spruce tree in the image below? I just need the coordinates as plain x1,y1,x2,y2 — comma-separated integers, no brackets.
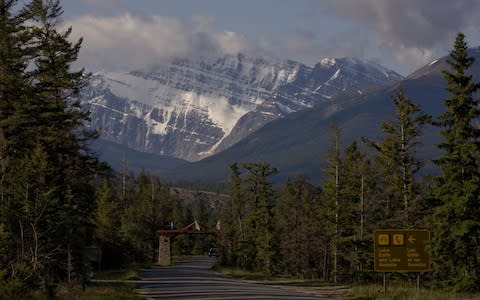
320,124,342,282
0,0,101,290
276,175,320,278
220,163,243,266
29,0,99,284
431,33,480,291
0,0,32,173
242,162,277,276
341,142,368,274
364,90,428,226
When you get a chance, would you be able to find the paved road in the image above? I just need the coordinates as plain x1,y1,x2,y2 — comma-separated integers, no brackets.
136,256,336,300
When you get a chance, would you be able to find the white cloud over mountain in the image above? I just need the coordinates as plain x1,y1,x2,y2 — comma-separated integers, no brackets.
65,0,480,74
66,13,254,71
326,0,480,70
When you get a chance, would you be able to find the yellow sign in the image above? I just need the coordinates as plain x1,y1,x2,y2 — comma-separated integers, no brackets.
392,234,404,246
378,234,390,246
374,229,431,272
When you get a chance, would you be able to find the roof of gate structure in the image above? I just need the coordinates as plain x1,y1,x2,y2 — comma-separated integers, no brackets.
157,220,219,236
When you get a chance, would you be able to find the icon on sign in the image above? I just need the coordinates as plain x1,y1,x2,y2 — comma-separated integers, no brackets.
393,234,405,246
378,234,390,246
408,235,416,244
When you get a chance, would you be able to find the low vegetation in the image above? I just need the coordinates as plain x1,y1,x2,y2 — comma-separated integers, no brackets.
351,284,480,300
55,284,141,300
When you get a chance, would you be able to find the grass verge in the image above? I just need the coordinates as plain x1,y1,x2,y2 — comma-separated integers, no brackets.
213,264,339,287
56,283,141,300
212,265,272,281
351,284,480,300
93,263,151,280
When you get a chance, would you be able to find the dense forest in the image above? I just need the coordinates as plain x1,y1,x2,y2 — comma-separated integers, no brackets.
1,0,480,298
218,32,480,292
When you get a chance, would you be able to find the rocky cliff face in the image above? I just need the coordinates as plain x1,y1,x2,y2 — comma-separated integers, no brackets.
82,54,402,161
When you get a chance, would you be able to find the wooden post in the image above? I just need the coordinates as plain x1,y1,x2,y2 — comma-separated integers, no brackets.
383,272,387,296
416,273,420,296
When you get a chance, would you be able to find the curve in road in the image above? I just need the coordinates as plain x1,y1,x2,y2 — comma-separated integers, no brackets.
136,256,335,300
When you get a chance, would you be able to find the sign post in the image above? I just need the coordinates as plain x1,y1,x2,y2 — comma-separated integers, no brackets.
374,229,431,295
374,229,431,272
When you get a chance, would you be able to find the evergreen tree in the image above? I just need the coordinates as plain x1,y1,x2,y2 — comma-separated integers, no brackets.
430,33,480,291
220,163,243,266
319,124,342,282
95,179,120,244
0,0,32,172
340,142,365,275
364,90,428,226
241,162,277,276
276,175,320,278
0,0,101,290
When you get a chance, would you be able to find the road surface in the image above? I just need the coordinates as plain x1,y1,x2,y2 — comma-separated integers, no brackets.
136,256,338,300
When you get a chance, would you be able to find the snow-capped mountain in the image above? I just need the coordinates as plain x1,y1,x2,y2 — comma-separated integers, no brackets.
82,54,402,161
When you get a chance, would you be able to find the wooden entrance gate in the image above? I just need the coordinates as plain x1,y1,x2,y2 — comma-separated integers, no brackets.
157,220,219,266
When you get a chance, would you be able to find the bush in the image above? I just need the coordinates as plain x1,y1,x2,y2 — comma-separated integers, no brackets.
0,279,33,300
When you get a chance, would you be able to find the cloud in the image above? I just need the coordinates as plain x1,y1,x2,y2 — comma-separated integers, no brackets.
325,0,480,72
64,1,480,75
81,0,129,13
263,28,369,67
65,13,254,71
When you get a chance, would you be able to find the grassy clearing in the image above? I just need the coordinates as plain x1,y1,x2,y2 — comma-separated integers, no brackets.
263,279,339,287
213,265,338,286
214,266,480,299
351,284,480,300
213,265,275,281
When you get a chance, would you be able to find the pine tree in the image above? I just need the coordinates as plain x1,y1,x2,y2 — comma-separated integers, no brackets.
430,33,480,291
0,0,101,289
0,0,32,173
276,175,320,278
319,124,342,282
95,179,120,244
220,163,243,266
364,90,428,226
341,142,365,275
242,162,277,276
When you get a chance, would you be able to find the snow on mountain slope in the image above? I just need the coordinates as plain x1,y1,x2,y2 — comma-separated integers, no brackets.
82,53,402,161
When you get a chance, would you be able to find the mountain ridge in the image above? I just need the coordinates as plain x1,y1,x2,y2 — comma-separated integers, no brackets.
155,48,480,183
82,53,403,161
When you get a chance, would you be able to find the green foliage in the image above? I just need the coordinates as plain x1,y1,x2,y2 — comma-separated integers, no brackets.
0,278,33,300
430,33,480,290
220,162,278,276
120,174,157,262
276,175,321,278
220,163,242,265
363,90,429,227
55,283,141,300
0,0,101,291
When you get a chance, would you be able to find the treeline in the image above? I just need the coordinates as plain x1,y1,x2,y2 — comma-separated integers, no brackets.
95,171,218,269
0,0,217,297
0,0,103,296
219,33,480,292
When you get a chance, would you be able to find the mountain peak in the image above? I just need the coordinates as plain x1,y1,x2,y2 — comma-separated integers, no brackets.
82,53,403,162
407,46,480,80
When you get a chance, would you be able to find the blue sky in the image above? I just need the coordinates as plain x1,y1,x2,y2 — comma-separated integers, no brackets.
60,0,480,75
